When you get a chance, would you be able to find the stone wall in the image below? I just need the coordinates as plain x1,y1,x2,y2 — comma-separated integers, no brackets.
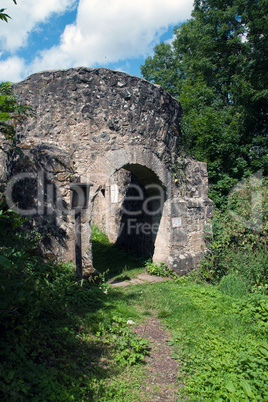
1,67,212,276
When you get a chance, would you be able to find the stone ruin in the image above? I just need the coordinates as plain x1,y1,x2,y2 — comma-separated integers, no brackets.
1,67,213,277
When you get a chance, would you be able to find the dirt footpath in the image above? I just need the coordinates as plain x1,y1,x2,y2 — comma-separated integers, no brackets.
110,274,185,401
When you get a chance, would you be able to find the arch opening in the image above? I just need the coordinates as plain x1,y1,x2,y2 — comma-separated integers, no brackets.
91,163,166,257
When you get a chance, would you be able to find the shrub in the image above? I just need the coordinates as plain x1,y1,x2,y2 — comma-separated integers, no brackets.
197,176,268,290
218,272,250,298
145,260,174,277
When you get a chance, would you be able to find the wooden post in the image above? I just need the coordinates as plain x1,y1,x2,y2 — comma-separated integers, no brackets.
75,208,82,281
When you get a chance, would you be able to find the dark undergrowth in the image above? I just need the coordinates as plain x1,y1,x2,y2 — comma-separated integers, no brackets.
0,209,150,401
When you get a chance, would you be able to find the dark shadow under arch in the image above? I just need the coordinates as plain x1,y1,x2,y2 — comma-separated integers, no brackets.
115,163,166,256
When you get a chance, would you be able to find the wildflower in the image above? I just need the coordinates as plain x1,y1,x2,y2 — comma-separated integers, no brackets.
127,320,135,325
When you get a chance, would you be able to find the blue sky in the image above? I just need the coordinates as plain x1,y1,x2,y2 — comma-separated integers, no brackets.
0,0,193,83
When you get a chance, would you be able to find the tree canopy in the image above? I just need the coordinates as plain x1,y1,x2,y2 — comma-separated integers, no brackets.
141,0,268,205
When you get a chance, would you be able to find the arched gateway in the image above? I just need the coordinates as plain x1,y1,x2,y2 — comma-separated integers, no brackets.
4,67,213,277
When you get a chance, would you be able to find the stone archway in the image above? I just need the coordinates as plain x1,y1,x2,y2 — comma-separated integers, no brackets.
87,145,175,266
2,67,213,277
92,162,167,258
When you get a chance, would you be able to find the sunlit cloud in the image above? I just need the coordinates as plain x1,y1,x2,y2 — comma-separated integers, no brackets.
0,0,194,82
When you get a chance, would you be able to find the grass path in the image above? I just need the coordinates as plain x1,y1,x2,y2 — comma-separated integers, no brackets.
133,315,184,401
89,226,268,401
109,274,184,400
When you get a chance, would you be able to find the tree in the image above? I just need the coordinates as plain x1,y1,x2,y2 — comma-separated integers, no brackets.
0,0,17,22
141,0,268,205
141,42,181,98
0,82,33,195
0,82,32,151
0,2,32,194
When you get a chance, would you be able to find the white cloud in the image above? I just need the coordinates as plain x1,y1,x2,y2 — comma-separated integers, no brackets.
31,0,193,73
0,56,26,82
0,0,76,51
0,0,194,81
114,62,131,75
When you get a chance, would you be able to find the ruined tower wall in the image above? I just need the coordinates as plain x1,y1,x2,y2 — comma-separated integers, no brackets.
2,67,213,275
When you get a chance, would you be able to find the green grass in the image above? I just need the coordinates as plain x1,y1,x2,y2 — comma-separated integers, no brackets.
1,220,268,401
122,279,268,401
0,217,149,401
0,266,150,401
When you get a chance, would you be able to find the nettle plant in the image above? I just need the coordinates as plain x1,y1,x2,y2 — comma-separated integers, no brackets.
96,316,149,366
145,260,174,277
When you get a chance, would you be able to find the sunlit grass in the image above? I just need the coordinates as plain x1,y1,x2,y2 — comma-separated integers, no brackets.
122,280,268,401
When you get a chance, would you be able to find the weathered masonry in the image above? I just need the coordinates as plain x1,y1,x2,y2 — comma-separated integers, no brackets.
3,67,213,276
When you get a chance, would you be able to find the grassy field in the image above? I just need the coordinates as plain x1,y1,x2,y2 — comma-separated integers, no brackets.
91,226,268,401
1,223,268,401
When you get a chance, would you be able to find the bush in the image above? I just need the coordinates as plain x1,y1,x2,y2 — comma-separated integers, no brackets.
145,260,174,277
218,273,250,298
0,205,100,400
197,176,268,290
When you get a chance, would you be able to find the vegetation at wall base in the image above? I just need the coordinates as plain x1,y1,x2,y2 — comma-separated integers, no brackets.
195,175,268,292
134,280,268,401
91,223,147,280
145,260,175,277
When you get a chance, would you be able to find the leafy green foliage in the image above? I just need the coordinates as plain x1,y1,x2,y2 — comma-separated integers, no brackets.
0,9,11,22
127,280,268,401
1,206,268,400
0,0,16,23
97,316,149,366
91,224,146,280
141,0,268,205
140,42,181,98
0,82,32,144
218,272,249,298
145,260,174,277
91,223,111,245
0,209,150,400
196,175,268,289
0,206,87,399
